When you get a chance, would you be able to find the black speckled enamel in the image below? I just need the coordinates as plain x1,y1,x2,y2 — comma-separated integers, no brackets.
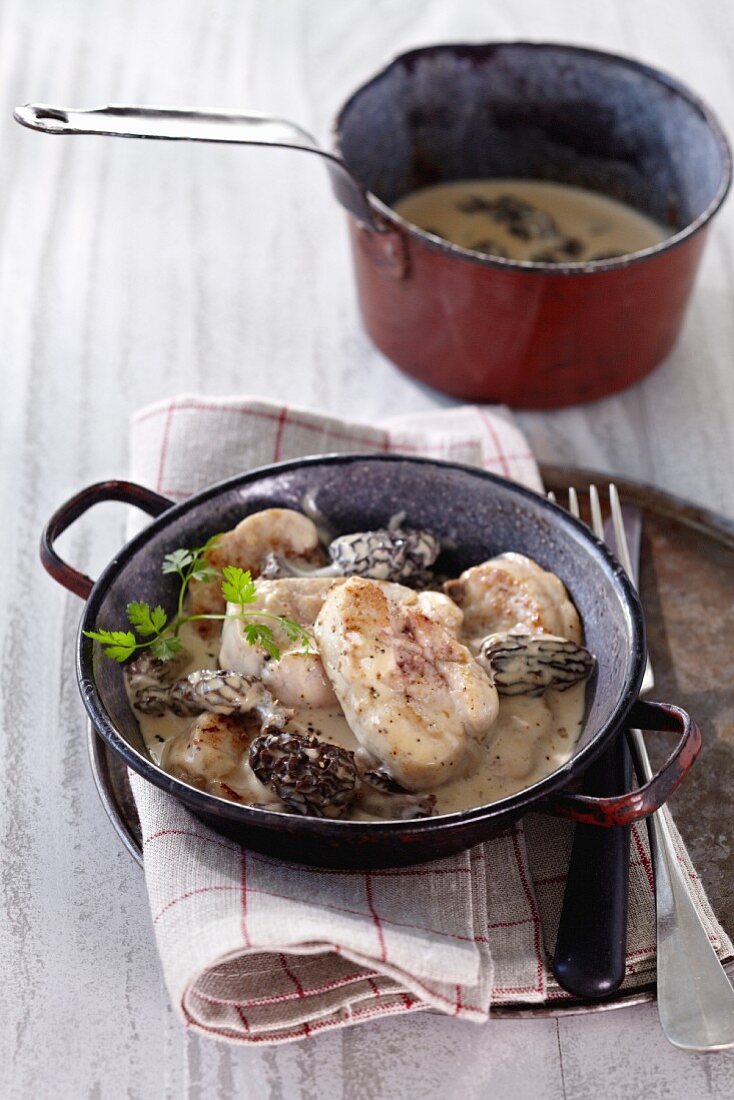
337,42,728,231
52,454,698,867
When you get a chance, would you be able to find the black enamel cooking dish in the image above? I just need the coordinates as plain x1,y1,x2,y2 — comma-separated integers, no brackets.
42,455,701,868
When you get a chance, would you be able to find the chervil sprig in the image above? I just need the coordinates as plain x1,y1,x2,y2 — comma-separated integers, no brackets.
126,602,168,636
84,541,314,663
83,628,139,663
221,564,257,605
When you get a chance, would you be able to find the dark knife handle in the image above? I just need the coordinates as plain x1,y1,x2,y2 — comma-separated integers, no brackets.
552,734,632,998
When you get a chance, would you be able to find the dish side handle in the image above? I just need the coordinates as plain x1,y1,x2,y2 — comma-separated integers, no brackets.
40,480,173,598
540,701,701,826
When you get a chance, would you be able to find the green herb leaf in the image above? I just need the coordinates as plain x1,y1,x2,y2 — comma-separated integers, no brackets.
150,634,184,661
151,605,168,632
162,549,194,575
241,621,280,660
127,601,154,634
221,565,257,606
279,617,314,651
83,628,138,662
106,645,138,662
93,538,309,667
126,601,168,636
191,564,220,583
84,628,137,646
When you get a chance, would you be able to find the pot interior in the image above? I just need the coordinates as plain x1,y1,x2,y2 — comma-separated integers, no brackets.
337,42,730,233
83,456,645,810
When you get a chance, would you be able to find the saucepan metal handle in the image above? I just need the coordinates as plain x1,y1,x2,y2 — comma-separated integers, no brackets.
40,480,173,599
541,700,701,826
14,102,382,231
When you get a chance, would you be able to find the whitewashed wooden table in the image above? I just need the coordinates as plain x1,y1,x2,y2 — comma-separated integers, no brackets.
3,0,734,1096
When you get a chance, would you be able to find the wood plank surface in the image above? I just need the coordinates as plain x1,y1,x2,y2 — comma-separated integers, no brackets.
2,0,734,1096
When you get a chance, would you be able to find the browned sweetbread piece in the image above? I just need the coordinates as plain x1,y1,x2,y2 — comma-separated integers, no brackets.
315,576,499,792
218,576,343,707
187,508,326,623
161,711,275,805
443,552,582,653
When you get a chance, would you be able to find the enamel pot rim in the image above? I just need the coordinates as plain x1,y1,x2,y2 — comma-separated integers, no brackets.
333,40,733,275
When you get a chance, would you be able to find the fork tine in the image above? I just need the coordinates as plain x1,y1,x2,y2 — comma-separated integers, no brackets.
589,484,604,541
609,483,654,696
568,487,580,519
609,484,635,579
546,490,557,504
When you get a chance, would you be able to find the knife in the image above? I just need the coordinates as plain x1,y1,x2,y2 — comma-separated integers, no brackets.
606,495,734,1051
551,508,639,999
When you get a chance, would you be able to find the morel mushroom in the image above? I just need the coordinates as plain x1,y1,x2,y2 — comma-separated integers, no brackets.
328,527,440,581
125,649,189,715
267,527,440,583
357,769,436,820
169,669,289,729
478,633,595,697
249,731,358,818
456,194,559,240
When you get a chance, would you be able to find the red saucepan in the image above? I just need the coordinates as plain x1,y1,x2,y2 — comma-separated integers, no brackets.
15,43,731,408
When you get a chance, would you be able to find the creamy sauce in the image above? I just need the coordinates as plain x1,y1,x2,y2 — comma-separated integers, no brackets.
393,178,668,263
277,686,585,818
132,622,221,767
131,620,586,818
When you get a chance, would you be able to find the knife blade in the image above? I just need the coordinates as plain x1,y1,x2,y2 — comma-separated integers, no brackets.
604,496,734,1050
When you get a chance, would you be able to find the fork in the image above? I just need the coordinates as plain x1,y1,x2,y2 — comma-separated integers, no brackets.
606,485,734,1051
550,486,633,999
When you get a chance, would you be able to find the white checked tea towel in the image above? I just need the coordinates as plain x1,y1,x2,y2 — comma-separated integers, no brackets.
124,395,732,1045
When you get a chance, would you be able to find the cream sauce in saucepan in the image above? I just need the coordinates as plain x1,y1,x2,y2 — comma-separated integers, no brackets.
131,620,587,819
393,178,668,263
